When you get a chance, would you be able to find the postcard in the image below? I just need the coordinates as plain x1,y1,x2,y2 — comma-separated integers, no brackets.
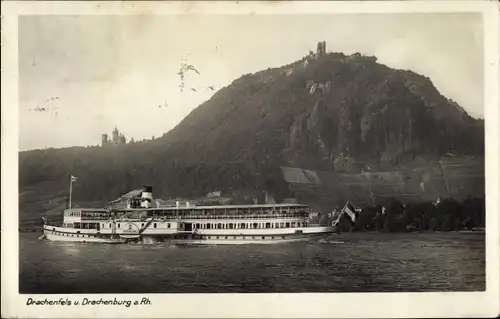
2,1,499,318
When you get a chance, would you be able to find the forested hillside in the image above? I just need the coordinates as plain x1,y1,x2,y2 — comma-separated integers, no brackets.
19,49,484,228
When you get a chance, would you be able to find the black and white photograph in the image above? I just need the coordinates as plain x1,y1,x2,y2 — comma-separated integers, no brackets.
2,1,499,318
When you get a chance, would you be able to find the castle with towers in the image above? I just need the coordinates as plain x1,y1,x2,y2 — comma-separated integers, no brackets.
101,127,127,147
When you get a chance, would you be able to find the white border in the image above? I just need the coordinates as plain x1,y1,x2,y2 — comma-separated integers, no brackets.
1,1,499,318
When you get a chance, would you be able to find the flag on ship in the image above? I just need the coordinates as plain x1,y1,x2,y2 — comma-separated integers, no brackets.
70,175,78,182
331,202,358,227
342,201,357,224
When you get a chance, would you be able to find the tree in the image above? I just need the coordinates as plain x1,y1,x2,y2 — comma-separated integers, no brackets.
434,198,464,231
462,197,485,228
405,201,434,231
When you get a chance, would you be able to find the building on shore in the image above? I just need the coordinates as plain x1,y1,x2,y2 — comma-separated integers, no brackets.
101,127,127,147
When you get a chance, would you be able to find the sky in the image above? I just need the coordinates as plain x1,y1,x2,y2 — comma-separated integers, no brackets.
18,13,484,151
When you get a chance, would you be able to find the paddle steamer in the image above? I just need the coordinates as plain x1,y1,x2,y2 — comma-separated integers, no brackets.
41,182,336,245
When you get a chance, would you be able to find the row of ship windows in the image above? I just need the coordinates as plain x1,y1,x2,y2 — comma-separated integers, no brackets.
51,231,288,241
66,211,307,218
67,212,81,217
63,223,99,229
205,236,286,240
66,212,108,217
100,222,307,229
105,223,169,229
191,222,306,229
51,231,104,239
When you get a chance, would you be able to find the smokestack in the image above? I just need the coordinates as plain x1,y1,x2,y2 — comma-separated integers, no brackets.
141,186,153,208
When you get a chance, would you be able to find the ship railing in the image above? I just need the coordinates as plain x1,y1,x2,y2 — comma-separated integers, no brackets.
110,215,308,222
80,216,112,221
132,215,306,220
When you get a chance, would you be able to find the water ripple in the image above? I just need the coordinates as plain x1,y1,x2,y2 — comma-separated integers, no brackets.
19,232,485,293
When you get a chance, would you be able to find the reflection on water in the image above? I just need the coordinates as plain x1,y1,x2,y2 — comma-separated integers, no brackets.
59,243,83,257
20,232,485,293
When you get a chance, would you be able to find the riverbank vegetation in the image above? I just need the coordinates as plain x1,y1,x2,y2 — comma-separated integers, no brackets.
333,197,485,233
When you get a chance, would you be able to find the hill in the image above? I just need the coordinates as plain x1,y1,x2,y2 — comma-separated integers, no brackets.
19,45,484,226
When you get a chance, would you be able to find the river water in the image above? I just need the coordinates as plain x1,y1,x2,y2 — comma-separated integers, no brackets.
19,232,485,293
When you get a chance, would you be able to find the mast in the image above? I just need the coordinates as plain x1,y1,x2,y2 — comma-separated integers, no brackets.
69,177,73,209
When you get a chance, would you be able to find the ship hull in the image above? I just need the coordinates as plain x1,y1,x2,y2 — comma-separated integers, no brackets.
42,224,334,245
44,232,125,243
42,226,125,244
166,233,328,245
